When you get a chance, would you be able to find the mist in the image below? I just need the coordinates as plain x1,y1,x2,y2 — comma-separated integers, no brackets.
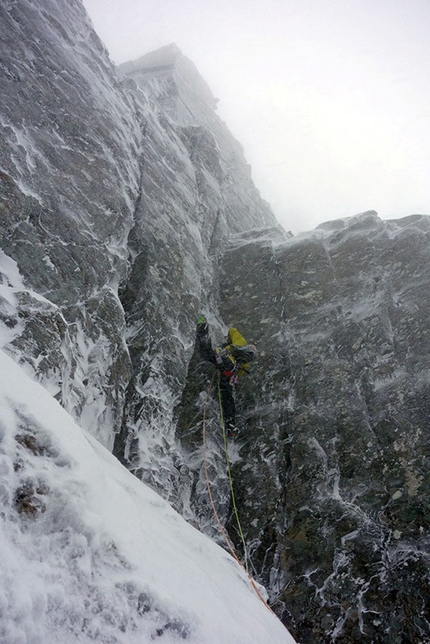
83,0,430,233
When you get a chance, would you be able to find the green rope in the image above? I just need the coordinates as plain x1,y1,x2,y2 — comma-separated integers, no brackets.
217,373,249,572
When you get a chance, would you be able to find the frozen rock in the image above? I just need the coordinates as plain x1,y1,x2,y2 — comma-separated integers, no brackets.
0,0,140,443
1,2,430,643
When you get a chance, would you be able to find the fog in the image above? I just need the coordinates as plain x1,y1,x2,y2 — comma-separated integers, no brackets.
83,0,430,233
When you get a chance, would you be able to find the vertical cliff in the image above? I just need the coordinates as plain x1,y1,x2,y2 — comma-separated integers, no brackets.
177,212,430,643
1,2,430,643
111,44,283,504
0,0,141,447
216,212,430,642
0,2,294,642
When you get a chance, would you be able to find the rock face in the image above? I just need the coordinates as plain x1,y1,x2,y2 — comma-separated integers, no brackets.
111,44,280,502
215,212,430,643
176,211,430,642
1,2,430,643
0,0,141,447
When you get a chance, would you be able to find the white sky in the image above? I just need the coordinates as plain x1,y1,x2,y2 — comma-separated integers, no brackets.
82,0,430,233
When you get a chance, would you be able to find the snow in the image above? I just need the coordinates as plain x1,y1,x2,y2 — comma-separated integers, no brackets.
0,349,295,644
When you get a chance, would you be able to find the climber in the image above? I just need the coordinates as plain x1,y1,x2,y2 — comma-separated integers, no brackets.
196,316,257,438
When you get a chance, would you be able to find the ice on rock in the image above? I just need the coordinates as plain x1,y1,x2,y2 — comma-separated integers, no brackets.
0,350,294,644
2,0,430,641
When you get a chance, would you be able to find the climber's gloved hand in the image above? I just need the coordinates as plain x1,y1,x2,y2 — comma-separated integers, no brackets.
196,315,208,336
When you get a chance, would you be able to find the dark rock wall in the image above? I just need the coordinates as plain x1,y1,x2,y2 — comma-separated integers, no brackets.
215,211,430,643
0,0,141,445
1,3,430,643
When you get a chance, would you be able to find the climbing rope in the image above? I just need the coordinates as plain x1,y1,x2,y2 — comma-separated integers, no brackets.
202,372,237,559
217,373,249,571
201,370,276,614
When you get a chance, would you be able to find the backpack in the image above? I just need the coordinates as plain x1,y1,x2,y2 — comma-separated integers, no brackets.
223,328,257,378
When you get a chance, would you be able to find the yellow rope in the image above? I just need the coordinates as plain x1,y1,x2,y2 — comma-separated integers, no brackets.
201,370,276,614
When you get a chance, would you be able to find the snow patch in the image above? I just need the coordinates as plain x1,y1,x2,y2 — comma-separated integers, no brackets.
0,349,295,643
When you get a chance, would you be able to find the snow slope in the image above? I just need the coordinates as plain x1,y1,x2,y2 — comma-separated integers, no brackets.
0,348,294,644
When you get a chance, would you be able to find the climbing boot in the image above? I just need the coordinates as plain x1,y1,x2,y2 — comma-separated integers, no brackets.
225,421,239,439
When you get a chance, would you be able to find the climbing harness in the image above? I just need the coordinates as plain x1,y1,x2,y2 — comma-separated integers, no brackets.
201,370,276,614
215,346,240,385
